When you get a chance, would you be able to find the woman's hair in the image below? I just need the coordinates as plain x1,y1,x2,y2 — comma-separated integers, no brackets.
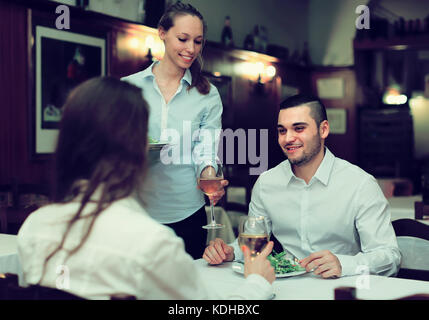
40,77,149,280
158,2,210,95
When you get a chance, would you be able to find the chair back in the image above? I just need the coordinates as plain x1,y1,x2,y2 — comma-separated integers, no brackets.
392,218,429,241
0,273,83,300
392,219,429,281
397,237,429,270
0,273,136,300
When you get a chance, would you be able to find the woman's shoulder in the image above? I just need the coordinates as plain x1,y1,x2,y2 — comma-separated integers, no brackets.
194,81,221,106
97,199,185,259
121,71,145,85
101,198,176,235
207,81,220,97
17,202,79,238
23,202,78,222
121,66,153,87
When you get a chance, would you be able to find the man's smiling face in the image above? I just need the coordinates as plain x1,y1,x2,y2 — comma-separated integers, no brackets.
277,105,325,167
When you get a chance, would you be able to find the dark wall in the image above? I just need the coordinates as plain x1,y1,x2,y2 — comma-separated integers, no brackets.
0,1,53,185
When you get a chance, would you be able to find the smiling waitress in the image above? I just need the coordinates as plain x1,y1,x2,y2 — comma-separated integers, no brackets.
122,2,228,259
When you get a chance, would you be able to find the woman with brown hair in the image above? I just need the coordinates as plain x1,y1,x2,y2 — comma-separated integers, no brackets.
17,77,274,299
122,2,228,259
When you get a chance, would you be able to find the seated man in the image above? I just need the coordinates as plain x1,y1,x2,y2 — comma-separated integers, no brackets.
203,94,401,278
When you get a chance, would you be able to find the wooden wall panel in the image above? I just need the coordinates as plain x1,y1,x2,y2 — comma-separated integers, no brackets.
109,27,155,79
0,1,52,185
310,67,357,164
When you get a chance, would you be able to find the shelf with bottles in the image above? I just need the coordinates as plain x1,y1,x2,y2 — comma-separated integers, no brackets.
354,34,429,51
354,16,429,51
205,41,313,69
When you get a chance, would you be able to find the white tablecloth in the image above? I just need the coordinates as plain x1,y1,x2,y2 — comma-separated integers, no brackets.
2,233,428,300
194,259,429,300
0,234,23,281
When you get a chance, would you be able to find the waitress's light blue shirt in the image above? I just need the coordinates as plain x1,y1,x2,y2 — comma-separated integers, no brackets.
122,62,223,223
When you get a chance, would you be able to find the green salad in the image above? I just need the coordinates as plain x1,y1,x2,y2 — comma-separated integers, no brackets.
267,250,305,274
148,136,158,144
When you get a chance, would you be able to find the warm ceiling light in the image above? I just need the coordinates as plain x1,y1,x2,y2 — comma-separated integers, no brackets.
383,86,407,105
128,37,140,50
266,65,276,78
255,62,265,75
385,94,408,105
145,35,155,49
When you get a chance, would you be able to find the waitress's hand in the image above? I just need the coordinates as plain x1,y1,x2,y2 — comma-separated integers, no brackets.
197,179,229,205
209,179,228,205
197,166,229,205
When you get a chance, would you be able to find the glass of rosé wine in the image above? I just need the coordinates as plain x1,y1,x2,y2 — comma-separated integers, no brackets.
198,161,225,229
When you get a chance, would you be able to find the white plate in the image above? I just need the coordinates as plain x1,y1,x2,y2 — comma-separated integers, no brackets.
232,261,307,278
149,142,168,151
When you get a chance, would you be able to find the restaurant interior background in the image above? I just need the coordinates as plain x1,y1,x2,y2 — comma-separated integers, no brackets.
1,0,429,234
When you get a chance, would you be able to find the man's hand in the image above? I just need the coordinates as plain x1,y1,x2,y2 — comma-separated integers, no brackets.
243,241,275,284
299,250,342,279
203,238,234,265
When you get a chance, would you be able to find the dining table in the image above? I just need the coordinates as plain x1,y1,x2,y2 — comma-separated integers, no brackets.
194,259,429,300
2,232,429,300
0,233,23,283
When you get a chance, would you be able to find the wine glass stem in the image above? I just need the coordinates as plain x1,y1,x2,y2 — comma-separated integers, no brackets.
210,200,216,224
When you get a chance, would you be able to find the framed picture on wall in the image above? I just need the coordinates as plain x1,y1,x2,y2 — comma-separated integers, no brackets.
326,108,347,134
33,25,106,157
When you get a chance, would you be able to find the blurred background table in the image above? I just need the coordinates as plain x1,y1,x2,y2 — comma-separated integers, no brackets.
388,195,429,225
0,233,23,282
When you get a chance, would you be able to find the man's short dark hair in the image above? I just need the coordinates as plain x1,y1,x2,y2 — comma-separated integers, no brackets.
279,94,328,127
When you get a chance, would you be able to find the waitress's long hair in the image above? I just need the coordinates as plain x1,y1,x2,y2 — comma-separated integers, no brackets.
158,2,210,95
40,77,149,281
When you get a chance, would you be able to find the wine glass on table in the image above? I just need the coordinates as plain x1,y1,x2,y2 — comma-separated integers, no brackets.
238,215,271,259
198,161,225,229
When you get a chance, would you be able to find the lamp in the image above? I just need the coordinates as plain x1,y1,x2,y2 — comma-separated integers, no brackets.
382,85,408,105
265,65,276,78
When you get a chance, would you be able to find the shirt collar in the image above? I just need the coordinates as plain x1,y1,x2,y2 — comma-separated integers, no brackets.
141,61,192,86
182,67,192,85
312,147,335,186
282,160,295,185
139,62,155,79
282,147,335,186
